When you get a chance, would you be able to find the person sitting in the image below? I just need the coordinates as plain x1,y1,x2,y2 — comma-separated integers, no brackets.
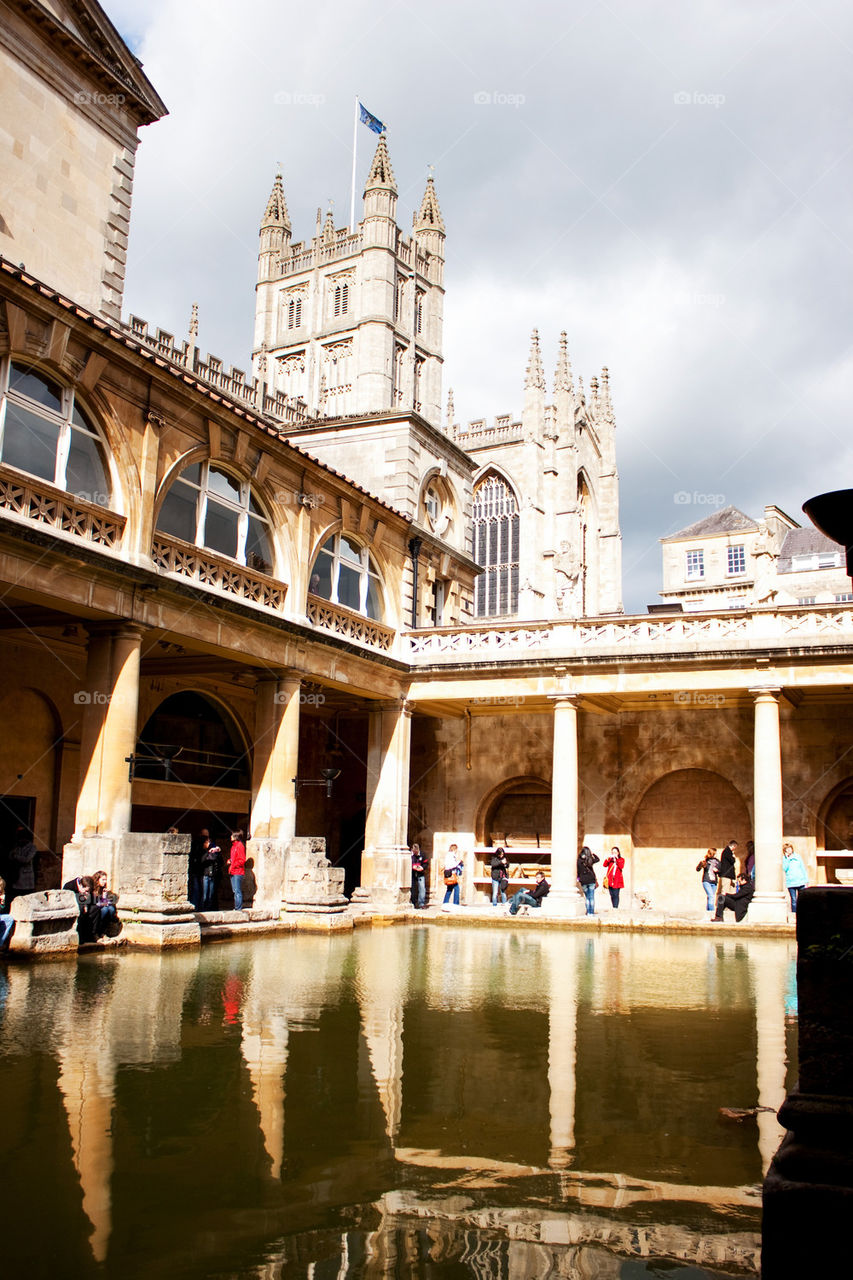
62,874,97,943
713,873,754,923
91,870,119,939
508,870,550,916
0,876,14,952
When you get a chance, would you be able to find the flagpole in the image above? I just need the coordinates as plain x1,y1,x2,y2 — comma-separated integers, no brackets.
349,96,359,232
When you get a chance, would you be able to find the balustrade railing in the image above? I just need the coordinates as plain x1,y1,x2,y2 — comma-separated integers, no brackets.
306,593,395,652
0,465,126,549
152,535,288,612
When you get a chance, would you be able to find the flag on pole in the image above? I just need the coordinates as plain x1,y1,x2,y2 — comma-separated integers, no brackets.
358,101,385,135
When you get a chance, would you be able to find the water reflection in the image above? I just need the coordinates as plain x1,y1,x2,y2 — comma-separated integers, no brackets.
0,929,797,1278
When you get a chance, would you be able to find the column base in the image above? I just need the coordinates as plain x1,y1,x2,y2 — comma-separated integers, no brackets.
544,890,589,919
747,892,790,924
360,846,410,910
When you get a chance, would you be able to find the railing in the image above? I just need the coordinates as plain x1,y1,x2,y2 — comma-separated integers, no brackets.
457,416,522,445
306,593,395,652
406,605,853,663
152,535,287,612
0,465,126,549
279,233,362,275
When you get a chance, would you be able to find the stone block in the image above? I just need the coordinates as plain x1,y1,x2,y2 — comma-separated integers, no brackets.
9,890,79,955
283,836,348,913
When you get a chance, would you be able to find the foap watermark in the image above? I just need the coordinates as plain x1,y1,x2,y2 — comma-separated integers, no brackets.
474,90,526,108
74,90,125,107
673,491,726,506
73,690,126,706
274,90,326,108
470,694,525,708
273,488,323,509
673,691,727,709
674,90,726,108
74,490,111,507
274,690,326,706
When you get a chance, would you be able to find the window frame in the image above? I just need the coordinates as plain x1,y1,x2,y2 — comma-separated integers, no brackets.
472,472,520,618
156,460,274,576
685,549,705,581
309,532,383,620
726,544,746,576
0,357,112,505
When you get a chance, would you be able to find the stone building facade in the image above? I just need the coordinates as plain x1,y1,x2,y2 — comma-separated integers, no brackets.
1,0,852,941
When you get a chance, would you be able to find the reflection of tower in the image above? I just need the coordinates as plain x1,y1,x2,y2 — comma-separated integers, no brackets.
356,929,410,1142
546,935,577,1169
751,942,790,1174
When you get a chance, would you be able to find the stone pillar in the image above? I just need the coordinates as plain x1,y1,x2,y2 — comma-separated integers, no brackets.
763,888,853,1276
248,671,301,912
548,694,586,916
362,699,413,907
749,686,788,923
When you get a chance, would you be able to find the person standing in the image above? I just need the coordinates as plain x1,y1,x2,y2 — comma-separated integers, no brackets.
200,834,222,908
603,846,625,908
508,869,550,915
6,826,37,909
696,849,720,912
782,843,808,913
228,830,247,911
443,844,463,906
188,828,207,909
410,843,427,909
745,840,756,882
718,839,739,897
490,847,510,905
577,846,599,915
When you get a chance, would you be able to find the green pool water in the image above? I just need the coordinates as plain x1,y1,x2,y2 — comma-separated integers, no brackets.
0,926,798,1277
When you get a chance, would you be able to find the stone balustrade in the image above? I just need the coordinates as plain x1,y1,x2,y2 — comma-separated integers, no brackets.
152,534,288,612
407,604,853,664
306,593,395,652
0,464,126,550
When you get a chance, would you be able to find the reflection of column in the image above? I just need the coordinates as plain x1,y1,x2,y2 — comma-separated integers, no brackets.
73,624,144,838
749,687,788,923
548,695,586,915
547,935,578,1168
362,699,412,903
751,943,789,1175
242,948,289,1180
57,1014,115,1263
249,672,301,910
356,929,409,1142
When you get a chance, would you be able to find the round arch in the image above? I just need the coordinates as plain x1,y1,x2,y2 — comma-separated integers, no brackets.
0,684,65,855
815,775,853,884
474,774,551,846
134,690,251,789
307,527,388,623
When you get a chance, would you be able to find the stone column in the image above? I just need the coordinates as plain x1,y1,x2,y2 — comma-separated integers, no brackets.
362,699,413,907
548,694,586,916
749,686,788,924
248,672,301,912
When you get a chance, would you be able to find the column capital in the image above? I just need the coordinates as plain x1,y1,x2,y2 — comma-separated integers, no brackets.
375,697,414,717
549,692,581,708
749,685,783,700
85,621,147,642
253,668,303,688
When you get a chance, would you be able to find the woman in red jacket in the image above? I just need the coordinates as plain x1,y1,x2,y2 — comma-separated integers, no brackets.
228,830,247,911
603,846,625,909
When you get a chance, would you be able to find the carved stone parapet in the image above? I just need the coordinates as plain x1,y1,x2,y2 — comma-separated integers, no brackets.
306,594,395,651
152,533,287,612
0,464,125,549
8,890,80,956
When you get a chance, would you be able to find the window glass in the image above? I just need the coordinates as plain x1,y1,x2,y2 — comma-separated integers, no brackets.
203,498,240,559
473,474,519,617
2,401,61,481
9,362,63,413
308,534,383,620
311,548,333,598
66,429,109,503
245,515,272,575
207,467,241,503
365,574,382,620
339,535,362,565
337,562,361,611
157,483,197,543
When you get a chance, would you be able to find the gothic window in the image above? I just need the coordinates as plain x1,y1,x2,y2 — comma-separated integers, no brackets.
0,359,112,505
156,462,274,576
277,352,305,399
333,280,349,317
415,289,425,335
393,343,406,405
309,533,383,619
414,356,425,413
473,473,519,617
286,294,302,328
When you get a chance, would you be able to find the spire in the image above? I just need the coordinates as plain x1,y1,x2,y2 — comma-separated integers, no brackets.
600,366,615,424
554,331,573,394
414,174,445,232
525,328,546,392
262,171,290,230
187,301,199,343
445,387,456,436
322,205,335,241
364,132,397,195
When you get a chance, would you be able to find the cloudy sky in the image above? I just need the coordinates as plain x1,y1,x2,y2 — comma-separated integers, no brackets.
109,0,853,613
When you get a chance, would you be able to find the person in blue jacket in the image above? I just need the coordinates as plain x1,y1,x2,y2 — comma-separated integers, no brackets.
782,843,808,912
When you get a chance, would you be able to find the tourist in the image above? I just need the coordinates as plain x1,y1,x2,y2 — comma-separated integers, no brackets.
200,834,222,908
577,846,599,914
603,846,625,908
0,877,14,952
189,827,208,909
782,843,808,913
508,869,550,915
91,870,119,939
228,830,247,911
490,847,510,905
62,873,97,943
696,849,720,911
410,843,427,909
712,873,754,923
6,825,37,909
745,840,756,882
718,839,739,896
443,844,463,905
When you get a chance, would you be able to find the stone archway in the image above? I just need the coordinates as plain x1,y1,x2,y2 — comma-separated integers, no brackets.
631,768,751,912
475,775,551,847
816,776,853,884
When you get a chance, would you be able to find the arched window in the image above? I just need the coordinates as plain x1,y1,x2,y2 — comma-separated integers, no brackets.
0,359,111,505
135,691,250,788
333,281,349,317
473,473,519,617
286,294,302,328
309,533,382,619
156,462,273,576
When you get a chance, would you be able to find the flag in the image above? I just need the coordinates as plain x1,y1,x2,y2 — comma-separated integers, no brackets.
358,101,385,135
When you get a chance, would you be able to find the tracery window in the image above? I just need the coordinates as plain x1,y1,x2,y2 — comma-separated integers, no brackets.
156,462,273,575
309,533,383,619
0,359,111,505
332,280,349,317
473,473,519,617
286,294,302,328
